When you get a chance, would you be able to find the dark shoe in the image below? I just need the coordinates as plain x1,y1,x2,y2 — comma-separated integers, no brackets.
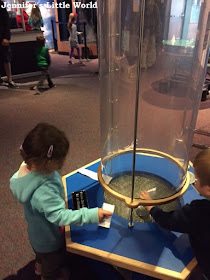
8,81,19,88
49,83,56,89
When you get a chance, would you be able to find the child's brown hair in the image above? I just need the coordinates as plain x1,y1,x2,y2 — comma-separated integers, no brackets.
31,4,42,22
193,149,210,186
36,35,45,46
20,123,69,173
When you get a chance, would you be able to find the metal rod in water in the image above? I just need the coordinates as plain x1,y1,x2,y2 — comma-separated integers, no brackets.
129,0,145,228
128,208,134,228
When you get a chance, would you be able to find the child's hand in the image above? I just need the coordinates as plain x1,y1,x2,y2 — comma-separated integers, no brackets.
98,208,113,222
139,191,154,212
139,190,152,200
2,39,9,46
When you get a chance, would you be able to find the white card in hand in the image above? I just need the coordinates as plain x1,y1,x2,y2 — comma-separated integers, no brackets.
98,203,115,228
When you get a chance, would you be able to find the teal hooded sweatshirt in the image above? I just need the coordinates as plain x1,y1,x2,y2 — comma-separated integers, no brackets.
10,169,99,253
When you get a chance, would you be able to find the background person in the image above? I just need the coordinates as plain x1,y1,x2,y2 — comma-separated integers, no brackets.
67,13,85,65
32,35,55,95
28,4,43,30
0,0,18,88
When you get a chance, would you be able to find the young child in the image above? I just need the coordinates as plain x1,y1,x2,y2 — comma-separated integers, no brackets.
10,123,112,280
32,35,55,95
140,149,210,280
67,13,85,65
0,0,18,88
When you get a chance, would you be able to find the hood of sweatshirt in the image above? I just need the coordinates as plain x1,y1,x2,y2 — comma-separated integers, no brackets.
10,171,54,204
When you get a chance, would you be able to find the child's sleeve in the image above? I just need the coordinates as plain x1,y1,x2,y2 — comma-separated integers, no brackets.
35,187,99,226
150,205,193,233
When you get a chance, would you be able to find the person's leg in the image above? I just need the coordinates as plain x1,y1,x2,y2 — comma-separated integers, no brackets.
0,51,4,83
32,67,47,94
34,255,42,276
46,69,55,88
0,45,7,83
69,47,74,64
0,45,2,82
76,47,85,65
35,261,42,276
32,248,42,276
4,61,18,87
2,45,18,87
36,248,69,280
4,61,12,82
69,47,74,59
37,67,48,87
76,47,81,59
0,69,3,84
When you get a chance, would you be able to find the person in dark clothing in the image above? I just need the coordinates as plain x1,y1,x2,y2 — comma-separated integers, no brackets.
32,35,55,95
0,0,18,88
140,149,210,280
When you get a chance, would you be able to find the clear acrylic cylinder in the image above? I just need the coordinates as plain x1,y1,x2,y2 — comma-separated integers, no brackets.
97,0,210,218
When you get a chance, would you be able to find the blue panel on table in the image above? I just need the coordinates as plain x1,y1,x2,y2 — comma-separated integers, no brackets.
69,213,193,272
65,162,201,273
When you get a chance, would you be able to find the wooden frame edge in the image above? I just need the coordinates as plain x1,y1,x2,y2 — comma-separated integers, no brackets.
180,258,197,279
65,232,187,280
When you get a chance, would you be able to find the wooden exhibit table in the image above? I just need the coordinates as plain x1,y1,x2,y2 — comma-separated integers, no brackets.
62,159,199,280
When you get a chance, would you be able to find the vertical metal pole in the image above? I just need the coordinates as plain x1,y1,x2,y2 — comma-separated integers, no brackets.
109,0,114,175
129,0,146,228
17,0,26,31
